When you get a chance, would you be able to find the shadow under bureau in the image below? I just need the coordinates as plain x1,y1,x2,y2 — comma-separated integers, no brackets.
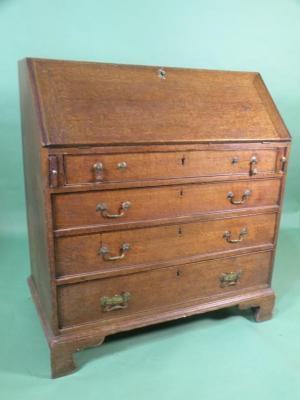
18,58,291,378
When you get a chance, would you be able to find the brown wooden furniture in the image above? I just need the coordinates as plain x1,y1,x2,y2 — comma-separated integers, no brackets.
18,58,291,378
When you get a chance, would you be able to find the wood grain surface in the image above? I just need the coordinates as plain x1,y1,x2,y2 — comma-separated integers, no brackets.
53,178,281,230
55,213,277,277
58,251,272,328
28,58,290,146
19,58,291,378
64,149,278,185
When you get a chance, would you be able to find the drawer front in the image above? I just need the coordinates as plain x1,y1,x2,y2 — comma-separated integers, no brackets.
64,149,278,185
58,251,272,328
55,213,277,277
54,179,281,229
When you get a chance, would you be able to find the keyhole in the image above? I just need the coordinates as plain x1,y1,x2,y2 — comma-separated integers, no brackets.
181,156,186,166
178,227,182,235
180,189,184,196
176,269,181,277
232,157,239,165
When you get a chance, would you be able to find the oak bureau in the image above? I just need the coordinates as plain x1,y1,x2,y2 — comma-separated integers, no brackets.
18,58,291,378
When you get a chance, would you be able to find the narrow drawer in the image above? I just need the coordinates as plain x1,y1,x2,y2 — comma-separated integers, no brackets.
55,213,277,277
64,149,278,185
54,179,281,230
58,251,272,328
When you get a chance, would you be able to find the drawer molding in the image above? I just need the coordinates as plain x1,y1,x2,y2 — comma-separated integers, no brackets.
53,178,281,233
63,149,279,187
50,173,285,194
68,287,276,332
55,213,277,278
57,251,273,329
55,244,274,285
54,206,280,238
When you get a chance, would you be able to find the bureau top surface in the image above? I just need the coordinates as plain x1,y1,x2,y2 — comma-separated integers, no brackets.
21,58,290,146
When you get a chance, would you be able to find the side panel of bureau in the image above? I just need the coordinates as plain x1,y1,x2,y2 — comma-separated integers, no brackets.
19,60,55,326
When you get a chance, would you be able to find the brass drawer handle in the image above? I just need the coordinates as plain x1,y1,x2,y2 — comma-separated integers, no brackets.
249,156,258,176
93,162,104,181
101,292,131,312
220,271,242,287
99,243,130,261
96,201,131,218
117,161,127,170
223,227,248,243
227,189,251,205
281,156,287,164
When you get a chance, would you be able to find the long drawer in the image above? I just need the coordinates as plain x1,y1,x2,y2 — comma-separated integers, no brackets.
64,149,279,185
53,178,281,230
58,251,272,328
55,213,277,277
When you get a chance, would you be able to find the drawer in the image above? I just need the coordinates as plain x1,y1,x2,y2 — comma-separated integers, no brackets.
64,149,279,185
54,179,281,230
58,251,272,328
55,213,277,277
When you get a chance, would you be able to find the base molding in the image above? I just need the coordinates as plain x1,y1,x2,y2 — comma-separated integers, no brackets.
28,277,275,378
